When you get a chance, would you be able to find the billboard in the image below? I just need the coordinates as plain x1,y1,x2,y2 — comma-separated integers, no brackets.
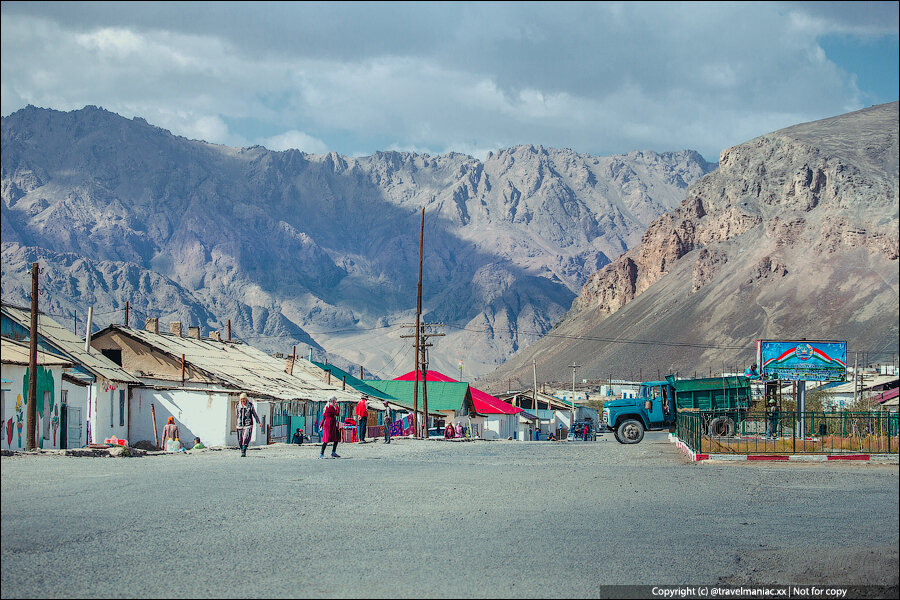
757,340,847,382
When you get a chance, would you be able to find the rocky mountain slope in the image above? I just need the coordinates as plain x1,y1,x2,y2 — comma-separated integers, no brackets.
0,105,714,378
477,102,899,391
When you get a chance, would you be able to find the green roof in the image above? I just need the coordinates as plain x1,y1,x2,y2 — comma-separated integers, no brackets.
311,362,398,402
365,380,474,414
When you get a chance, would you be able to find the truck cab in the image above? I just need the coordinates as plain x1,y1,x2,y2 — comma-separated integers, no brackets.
602,375,752,444
602,379,676,444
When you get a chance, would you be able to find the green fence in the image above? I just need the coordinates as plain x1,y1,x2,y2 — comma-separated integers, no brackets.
676,410,899,455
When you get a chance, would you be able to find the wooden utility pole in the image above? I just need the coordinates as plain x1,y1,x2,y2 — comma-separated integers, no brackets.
532,359,537,411
124,301,129,327
419,322,444,436
415,207,425,437
151,403,160,450
289,346,296,375
227,319,232,341
27,263,39,451
570,362,581,437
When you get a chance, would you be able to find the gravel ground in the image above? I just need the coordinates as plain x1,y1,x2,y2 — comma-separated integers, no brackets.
2,432,898,598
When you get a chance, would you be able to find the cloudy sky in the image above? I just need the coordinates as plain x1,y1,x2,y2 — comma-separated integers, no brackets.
2,1,897,162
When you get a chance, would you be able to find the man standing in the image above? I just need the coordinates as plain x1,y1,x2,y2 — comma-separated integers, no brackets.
382,399,392,444
355,396,369,443
235,393,261,457
765,399,779,440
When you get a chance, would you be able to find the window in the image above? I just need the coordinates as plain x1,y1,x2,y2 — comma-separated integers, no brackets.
101,349,123,366
61,389,68,405
119,390,126,427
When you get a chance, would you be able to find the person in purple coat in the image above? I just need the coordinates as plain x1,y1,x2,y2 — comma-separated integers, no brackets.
319,396,341,458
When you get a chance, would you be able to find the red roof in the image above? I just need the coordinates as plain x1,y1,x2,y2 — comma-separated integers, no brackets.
395,371,523,415
875,387,899,404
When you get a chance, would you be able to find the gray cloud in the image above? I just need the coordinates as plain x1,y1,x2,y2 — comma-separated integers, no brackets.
1,2,896,161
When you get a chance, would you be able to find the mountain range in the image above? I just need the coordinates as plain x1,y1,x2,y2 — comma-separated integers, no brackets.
476,102,899,392
1,105,715,379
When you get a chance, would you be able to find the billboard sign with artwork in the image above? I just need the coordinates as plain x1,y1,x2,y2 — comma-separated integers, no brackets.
757,340,848,382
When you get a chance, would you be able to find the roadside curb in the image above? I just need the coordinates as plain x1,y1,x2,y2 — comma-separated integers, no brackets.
667,434,899,464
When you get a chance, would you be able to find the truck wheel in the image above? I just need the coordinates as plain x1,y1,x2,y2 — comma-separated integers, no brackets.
615,419,644,444
708,417,736,437
721,417,736,437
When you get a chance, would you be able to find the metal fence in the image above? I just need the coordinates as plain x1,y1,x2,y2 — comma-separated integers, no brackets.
676,410,899,455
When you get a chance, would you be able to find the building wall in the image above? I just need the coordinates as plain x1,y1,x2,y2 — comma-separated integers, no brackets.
1,363,66,450
483,414,519,439
90,330,217,384
129,387,266,448
87,380,130,445
60,380,89,448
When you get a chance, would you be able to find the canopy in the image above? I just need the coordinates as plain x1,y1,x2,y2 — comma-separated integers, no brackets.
395,370,522,415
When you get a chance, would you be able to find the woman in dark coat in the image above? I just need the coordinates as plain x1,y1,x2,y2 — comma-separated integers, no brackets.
319,396,341,458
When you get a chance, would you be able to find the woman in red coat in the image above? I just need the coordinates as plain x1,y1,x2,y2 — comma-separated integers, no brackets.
319,396,341,458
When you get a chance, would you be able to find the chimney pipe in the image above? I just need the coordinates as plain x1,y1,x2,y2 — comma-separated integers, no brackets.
145,317,159,334
210,331,221,342
188,326,201,339
170,321,182,336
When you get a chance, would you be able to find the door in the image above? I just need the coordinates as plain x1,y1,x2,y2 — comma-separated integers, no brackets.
67,406,83,449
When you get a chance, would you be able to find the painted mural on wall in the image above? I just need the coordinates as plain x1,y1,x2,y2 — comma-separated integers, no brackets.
14,366,56,448
21,365,56,418
15,395,23,448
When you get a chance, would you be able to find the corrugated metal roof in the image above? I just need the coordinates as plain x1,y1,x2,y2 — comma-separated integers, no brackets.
823,375,898,395
394,370,522,414
310,361,397,402
365,380,473,413
109,325,360,403
2,304,140,384
1,337,74,367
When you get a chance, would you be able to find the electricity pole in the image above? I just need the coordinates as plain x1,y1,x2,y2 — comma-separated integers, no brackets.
570,363,581,438
27,263,39,451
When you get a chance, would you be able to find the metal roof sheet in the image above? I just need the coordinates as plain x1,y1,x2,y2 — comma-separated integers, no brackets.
2,304,140,384
394,370,522,414
310,362,397,402
109,325,360,403
365,380,472,413
1,337,74,367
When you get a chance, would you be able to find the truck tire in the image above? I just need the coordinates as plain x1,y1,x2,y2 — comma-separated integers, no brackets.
615,419,644,444
722,417,736,437
708,417,736,437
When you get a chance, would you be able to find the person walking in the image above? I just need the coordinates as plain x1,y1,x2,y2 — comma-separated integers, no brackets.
355,396,369,443
235,393,261,457
319,396,341,458
382,399,393,444
161,416,179,450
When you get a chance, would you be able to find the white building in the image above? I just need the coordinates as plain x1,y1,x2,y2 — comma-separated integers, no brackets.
2,303,140,448
90,319,360,448
1,337,75,450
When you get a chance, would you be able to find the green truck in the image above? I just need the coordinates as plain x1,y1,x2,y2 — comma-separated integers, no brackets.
601,375,753,444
